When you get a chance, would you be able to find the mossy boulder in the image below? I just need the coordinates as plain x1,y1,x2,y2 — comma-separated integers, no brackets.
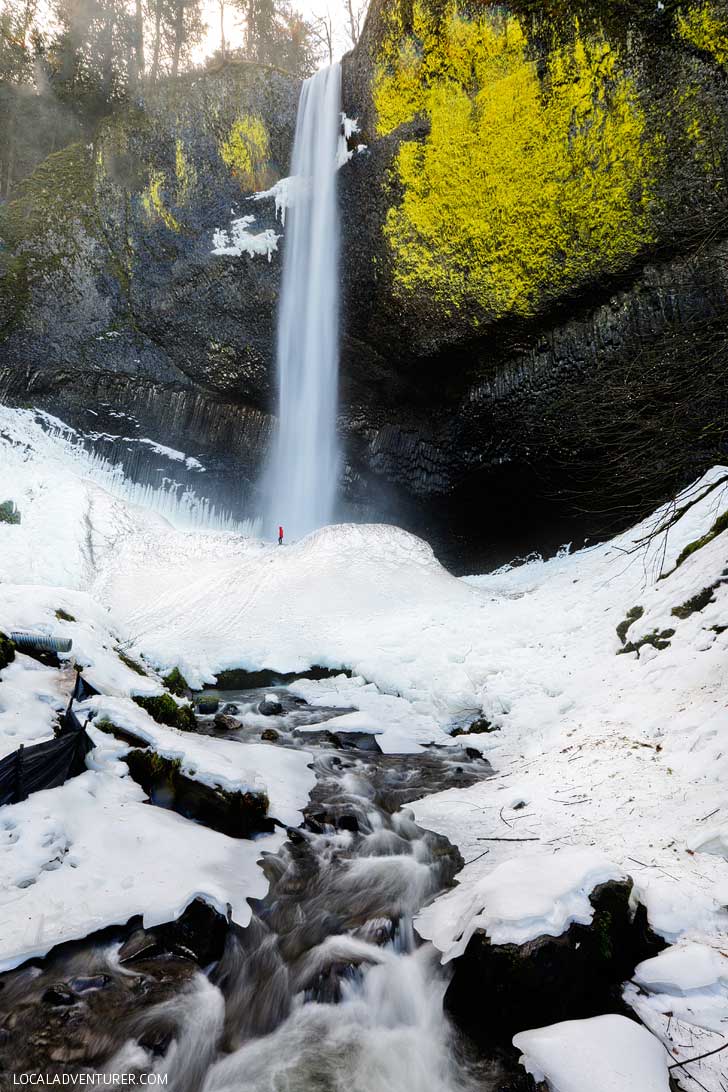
132,692,197,732
0,632,16,671
618,627,675,655
453,716,497,736
616,605,644,645
162,667,190,697
0,501,20,525
124,748,273,838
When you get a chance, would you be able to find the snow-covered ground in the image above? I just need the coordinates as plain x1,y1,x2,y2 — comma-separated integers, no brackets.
1,406,728,1086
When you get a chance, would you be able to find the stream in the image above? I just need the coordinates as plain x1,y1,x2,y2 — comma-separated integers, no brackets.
0,689,528,1091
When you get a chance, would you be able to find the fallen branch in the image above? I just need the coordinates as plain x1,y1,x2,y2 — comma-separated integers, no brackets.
668,1039,728,1071
477,836,540,842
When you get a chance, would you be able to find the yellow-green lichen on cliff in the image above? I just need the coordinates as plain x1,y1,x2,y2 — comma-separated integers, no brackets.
220,115,271,189
141,170,181,231
374,2,662,319
175,139,197,205
677,1,728,67
676,82,724,179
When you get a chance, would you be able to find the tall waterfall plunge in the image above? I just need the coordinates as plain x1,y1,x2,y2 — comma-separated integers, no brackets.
265,64,342,541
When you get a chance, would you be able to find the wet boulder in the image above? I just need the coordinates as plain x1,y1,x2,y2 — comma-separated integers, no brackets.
258,695,283,716
119,900,229,968
444,879,664,1045
41,985,76,1007
198,698,221,715
213,712,240,732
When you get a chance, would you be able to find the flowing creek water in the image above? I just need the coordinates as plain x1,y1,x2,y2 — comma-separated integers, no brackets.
0,688,529,1091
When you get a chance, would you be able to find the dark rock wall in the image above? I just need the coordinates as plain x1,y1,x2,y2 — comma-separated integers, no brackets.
2,3,728,563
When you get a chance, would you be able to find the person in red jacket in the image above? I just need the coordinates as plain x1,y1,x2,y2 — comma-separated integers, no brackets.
278,525,284,546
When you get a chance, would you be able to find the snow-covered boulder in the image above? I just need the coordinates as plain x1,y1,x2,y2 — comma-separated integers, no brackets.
416,848,661,1042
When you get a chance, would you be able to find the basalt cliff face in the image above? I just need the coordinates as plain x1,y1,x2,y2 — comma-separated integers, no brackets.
0,62,297,514
3,1,728,563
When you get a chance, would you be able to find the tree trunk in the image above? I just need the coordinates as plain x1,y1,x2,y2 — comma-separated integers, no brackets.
219,0,226,58
171,0,184,78
151,0,163,81
135,0,145,81
346,0,359,45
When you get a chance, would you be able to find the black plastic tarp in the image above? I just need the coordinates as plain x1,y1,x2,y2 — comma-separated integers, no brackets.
0,727,94,807
0,672,97,807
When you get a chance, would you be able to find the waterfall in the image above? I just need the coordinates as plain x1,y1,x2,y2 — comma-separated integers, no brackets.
265,64,342,541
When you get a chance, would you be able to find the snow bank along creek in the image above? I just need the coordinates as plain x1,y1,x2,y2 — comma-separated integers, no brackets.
0,683,526,1090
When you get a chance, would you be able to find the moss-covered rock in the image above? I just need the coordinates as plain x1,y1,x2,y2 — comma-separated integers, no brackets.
132,693,197,732
162,667,190,697
616,605,644,645
674,508,728,569
373,3,660,321
0,501,21,525
117,649,149,677
0,632,16,671
452,716,497,736
618,627,676,655
671,583,720,619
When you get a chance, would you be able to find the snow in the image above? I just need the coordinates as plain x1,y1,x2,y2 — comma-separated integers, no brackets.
211,215,280,260
2,407,728,1085
513,1015,671,1092
132,437,205,471
414,847,624,958
289,674,448,752
0,655,66,760
634,943,728,994
0,406,250,536
623,943,728,1086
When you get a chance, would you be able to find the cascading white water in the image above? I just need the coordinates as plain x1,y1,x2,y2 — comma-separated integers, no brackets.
265,63,342,542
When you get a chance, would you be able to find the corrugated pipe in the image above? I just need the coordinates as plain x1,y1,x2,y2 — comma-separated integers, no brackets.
10,632,73,654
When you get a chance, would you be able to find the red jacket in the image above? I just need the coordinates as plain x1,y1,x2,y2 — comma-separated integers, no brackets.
278,526,284,540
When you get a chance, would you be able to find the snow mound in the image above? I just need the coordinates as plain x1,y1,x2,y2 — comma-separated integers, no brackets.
635,943,728,995
625,943,728,1090
415,847,623,960
513,1014,670,1092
